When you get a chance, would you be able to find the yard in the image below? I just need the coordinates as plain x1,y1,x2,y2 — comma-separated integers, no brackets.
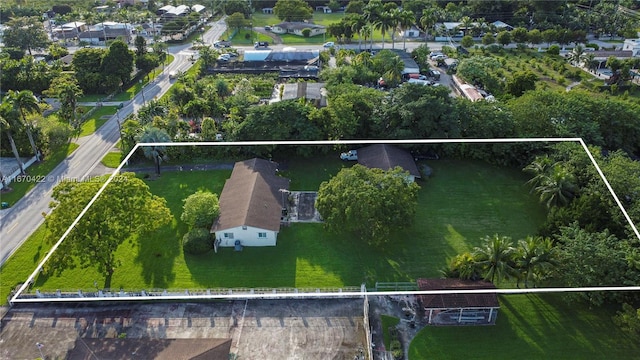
24,155,545,291
408,293,640,359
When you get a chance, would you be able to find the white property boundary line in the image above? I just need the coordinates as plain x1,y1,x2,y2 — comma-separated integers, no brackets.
10,138,640,304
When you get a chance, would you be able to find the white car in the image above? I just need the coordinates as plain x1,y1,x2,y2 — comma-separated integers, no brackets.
340,150,358,161
323,41,335,48
217,54,231,61
431,54,447,61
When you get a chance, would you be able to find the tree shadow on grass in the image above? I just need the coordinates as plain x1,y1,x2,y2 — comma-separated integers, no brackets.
184,235,297,288
134,224,180,289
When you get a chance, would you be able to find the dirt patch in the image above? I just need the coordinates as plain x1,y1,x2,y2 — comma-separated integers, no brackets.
0,299,367,359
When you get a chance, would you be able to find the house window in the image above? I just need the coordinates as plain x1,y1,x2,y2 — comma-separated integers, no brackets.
258,232,267,238
223,233,234,239
242,226,247,230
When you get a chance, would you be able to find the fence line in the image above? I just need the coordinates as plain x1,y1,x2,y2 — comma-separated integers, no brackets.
12,286,365,303
363,293,373,360
0,155,38,191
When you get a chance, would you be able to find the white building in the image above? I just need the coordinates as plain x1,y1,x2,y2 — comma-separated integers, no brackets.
623,38,640,57
211,158,290,247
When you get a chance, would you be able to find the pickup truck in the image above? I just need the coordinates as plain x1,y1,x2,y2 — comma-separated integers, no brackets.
254,41,269,49
214,40,231,48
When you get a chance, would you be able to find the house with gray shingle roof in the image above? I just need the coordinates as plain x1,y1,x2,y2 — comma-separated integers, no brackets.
357,144,421,182
211,158,290,247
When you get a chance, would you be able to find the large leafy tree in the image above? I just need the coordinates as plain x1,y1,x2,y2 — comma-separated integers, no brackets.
4,90,41,161
553,224,640,306
225,12,247,31
273,0,313,22
101,40,134,91
43,173,172,286
2,16,50,55
45,74,83,129
181,190,220,229
72,48,107,94
316,164,420,246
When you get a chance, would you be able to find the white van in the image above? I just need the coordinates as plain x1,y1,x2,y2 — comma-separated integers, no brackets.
169,71,177,79
407,78,433,86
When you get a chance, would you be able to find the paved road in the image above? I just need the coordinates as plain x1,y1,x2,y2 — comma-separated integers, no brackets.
0,18,229,266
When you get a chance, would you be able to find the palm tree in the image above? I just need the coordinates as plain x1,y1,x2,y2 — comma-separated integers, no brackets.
473,235,516,284
383,54,405,86
514,236,556,288
536,165,576,208
419,10,438,43
0,103,26,175
364,0,383,50
5,90,41,161
567,44,586,66
137,125,171,176
374,12,395,49
349,14,367,51
397,10,415,51
459,16,474,36
523,156,554,189
95,13,109,45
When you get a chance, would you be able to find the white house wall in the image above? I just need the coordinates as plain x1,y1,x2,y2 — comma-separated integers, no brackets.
215,225,278,247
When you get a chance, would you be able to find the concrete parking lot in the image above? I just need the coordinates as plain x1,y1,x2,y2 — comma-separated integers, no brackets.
0,298,367,359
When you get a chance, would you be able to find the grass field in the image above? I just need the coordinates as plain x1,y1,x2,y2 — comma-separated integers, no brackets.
0,142,79,207
24,156,545,291
78,106,117,137
101,151,122,168
408,293,640,359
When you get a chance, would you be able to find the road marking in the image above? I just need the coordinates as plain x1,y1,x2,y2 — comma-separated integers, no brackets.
7,222,18,234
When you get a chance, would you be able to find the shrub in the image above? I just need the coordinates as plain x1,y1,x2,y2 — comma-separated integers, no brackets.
301,28,311,38
183,228,213,255
547,45,560,55
586,43,599,51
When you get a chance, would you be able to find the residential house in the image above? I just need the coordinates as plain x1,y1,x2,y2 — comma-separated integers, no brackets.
53,21,86,39
262,8,274,14
356,144,421,182
401,26,421,38
417,278,500,325
622,38,640,57
211,158,290,247
271,22,326,37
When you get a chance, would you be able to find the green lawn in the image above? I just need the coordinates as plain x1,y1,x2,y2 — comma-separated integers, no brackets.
26,157,545,291
78,106,118,137
381,315,400,348
408,293,640,359
101,151,122,168
0,142,79,207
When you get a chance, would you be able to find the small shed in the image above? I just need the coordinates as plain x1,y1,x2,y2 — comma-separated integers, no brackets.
417,278,500,325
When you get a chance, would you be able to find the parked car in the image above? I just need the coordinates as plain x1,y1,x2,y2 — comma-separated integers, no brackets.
340,150,358,161
323,41,335,48
254,41,269,49
431,54,447,61
264,25,272,31
217,54,231,61
407,73,428,81
428,69,441,80
214,40,231,48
